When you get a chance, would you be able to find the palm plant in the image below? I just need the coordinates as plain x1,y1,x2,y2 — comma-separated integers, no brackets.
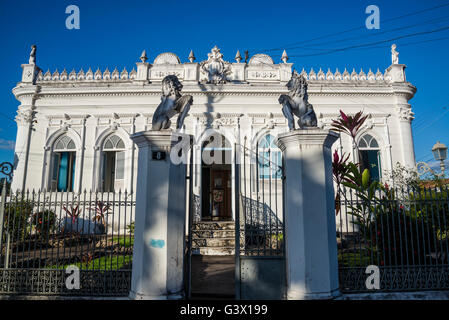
332,110,368,165
331,110,368,143
62,204,81,225
90,201,111,227
332,150,350,215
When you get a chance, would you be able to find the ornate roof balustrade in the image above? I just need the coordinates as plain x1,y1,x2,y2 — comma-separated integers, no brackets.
31,48,399,85
35,65,392,84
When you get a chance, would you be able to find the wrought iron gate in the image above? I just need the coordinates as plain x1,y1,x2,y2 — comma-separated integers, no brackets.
234,142,286,299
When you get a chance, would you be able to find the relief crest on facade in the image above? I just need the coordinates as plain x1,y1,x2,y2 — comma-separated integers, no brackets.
200,46,232,84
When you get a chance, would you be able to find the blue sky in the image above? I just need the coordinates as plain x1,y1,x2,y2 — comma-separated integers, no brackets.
0,0,448,172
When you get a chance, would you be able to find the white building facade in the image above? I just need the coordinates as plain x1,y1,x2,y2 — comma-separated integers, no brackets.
11,46,416,222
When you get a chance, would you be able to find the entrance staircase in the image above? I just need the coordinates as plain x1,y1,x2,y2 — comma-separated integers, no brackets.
191,221,235,255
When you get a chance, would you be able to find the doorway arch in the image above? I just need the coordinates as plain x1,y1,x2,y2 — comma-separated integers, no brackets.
200,131,232,221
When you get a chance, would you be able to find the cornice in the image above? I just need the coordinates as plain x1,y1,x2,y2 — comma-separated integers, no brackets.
13,81,415,101
276,129,340,151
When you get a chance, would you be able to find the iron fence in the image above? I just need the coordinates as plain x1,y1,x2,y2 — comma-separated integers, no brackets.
0,186,135,296
337,184,449,292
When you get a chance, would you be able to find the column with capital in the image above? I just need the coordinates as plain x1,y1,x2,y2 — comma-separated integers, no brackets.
397,105,416,167
11,109,35,191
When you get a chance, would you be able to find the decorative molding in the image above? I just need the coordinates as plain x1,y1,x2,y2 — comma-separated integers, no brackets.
396,106,415,121
15,109,35,124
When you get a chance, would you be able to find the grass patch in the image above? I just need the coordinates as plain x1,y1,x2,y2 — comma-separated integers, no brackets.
48,254,132,271
338,252,373,267
114,235,134,248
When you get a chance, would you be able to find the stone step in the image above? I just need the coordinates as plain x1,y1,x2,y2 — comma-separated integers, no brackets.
192,229,235,239
193,237,235,248
192,222,235,231
192,247,235,255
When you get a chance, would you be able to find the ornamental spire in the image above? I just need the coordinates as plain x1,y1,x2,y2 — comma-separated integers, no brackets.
235,50,242,63
188,50,196,63
140,50,148,63
281,50,288,63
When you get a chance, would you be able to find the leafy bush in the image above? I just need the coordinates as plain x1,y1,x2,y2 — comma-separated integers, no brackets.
30,209,57,239
366,202,436,266
126,222,135,234
355,187,448,266
3,200,34,240
90,201,111,226
408,188,449,233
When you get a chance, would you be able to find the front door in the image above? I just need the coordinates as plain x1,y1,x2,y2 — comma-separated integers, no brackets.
201,164,232,221
210,168,232,220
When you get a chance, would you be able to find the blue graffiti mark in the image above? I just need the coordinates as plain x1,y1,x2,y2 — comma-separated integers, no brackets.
150,239,165,248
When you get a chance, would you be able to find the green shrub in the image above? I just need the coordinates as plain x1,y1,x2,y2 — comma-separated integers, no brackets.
126,222,135,234
3,200,34,241
30,209,57,239
408,188,449,233
366,204,436,266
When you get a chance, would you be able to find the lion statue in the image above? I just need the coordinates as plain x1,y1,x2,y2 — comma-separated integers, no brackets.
152,75,193,130
279,71,317,130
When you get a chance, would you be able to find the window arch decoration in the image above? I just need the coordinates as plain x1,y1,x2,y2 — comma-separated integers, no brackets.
358,133,382,181
103,135,125,151
53,135,76,151
358,134,379,149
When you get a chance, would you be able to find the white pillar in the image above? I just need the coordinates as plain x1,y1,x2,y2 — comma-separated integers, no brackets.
277,129,340,300
398,115,415,167
129,130,190,300
11,110,33,191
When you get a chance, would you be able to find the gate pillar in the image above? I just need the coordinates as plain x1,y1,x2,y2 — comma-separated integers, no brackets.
129,130,191,300
277,129,340,300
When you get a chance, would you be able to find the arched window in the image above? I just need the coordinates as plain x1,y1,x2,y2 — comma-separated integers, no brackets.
51,135,76,192
358,134,381,181
102,135,126,192
258,134,282,179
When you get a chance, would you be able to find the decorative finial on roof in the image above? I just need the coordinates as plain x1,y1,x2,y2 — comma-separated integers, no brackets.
29,44,37,65
281,50,289,63
235,50,242,63
140,50,148,63
244,50,249,64
188,50,196,63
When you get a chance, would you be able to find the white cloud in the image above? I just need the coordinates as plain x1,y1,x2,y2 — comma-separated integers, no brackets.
0,138,15,150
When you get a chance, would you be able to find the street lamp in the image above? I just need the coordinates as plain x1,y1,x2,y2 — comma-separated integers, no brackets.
416,141,448,177
432,141,448,173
